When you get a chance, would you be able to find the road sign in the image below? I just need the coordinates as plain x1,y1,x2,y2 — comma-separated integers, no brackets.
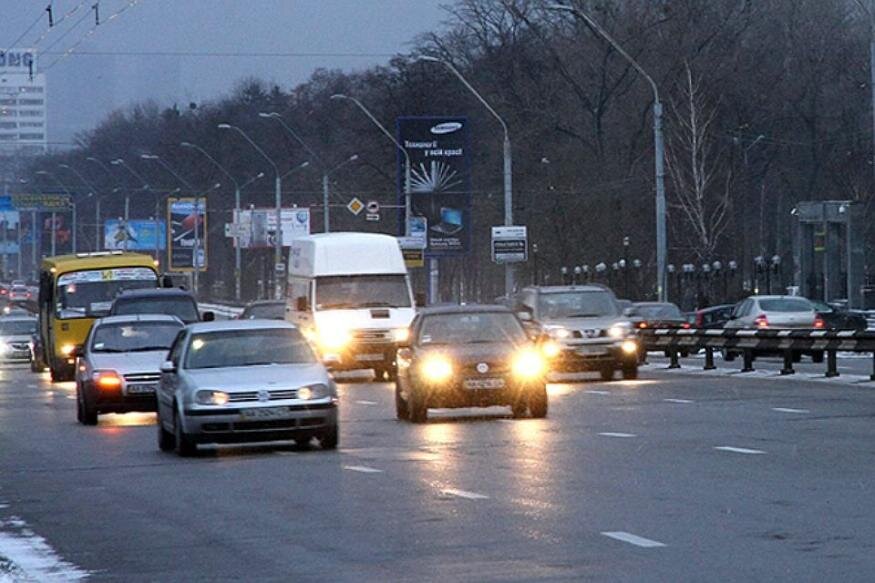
365,213,380,222
275,262,286,273
491,226,528,264
402,248,424,268
12,193,70,210
347,197,364,216
397,236,426,250
224,222,245,238
366,200,380,214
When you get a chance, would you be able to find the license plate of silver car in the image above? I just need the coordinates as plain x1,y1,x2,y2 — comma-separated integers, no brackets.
576,346,607,356
356,353,384,362
241,407,292,420
126,383,156,394
463,378,505,389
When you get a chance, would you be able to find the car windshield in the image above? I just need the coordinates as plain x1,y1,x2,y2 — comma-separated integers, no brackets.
91,321,183,353
315,275,411,309
634,304,683,319
113,297,200,323
537,291,618,319
759,298,813,312
0,320,36,336
55,269,158,319
244,303,286,319
418,312,527,345
185,328,317,369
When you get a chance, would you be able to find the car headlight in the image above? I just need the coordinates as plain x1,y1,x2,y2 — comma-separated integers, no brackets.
317,327,351,351
92,370,122,390
298,383,329,400
420,355,454,383
546,326,571,340
512,348,546,380
195,390,230,406
541,340,561,359
621,339,638,354
61,343,76,356
608,322,632,339
391,327,410,343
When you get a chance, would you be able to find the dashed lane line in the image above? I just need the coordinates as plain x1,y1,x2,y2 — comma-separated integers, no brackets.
714,446,766,455
664,398,693,404
441,488,489,500
343,465,383,474
772,407,809,414
601,531,666,548
355,400,378,406
585,390,610,395
598,432,637,438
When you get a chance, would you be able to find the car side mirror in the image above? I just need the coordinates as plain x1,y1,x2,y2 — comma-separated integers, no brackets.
623,307,634,317
414,292,426,308
295,296,310,312
201,311,215,322
160,361,176,374
70,345,84,358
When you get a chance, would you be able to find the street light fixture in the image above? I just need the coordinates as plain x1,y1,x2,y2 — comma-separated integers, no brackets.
217,123,284,300
35,170,77,255
547,3,667,302
417,55,515,299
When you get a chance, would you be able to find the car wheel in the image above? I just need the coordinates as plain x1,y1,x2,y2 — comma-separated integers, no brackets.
622,365,639,380
721,349,736,362
408,386,428,423
173,410,197,457
78,385,98,426
811,351,824,363
319,425,339,450
384,366,398,383
157,415,175,452
600,366,614,382
395,384,409,420
75,383,85,424
528,384,548,419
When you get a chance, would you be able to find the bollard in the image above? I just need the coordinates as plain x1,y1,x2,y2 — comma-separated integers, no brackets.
668,348,681,369
825,350,839,378
704,347,716,370
741,349,754,373
780,350,795,375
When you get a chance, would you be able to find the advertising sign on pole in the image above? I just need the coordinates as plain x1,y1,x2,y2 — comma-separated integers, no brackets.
104,219,166,251
491,226,528,264
397,116,471,256
167,198,207,272
233,208,310,248
12,193,70,211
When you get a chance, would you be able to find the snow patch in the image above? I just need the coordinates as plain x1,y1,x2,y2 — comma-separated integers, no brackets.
0,517,89,582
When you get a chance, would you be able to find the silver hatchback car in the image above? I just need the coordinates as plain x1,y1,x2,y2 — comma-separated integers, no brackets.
156,320,338,456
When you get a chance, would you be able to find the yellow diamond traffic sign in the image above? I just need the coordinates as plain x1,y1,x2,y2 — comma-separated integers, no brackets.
347,197,364,216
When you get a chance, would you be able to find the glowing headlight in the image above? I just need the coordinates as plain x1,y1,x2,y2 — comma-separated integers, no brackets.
608,322,632,339
621,339,638,354
391,327,410,343
195,390,230,406
298,384,329,400
420,355,454,383
541,340,561,359
547,327,571,340
317,327,351,351
61,343,76,356
512,349,546,380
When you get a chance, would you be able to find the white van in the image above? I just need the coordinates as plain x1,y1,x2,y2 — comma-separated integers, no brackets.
287,233,416,378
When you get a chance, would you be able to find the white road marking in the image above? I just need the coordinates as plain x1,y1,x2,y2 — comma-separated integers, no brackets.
601,531,666,548
0,516,90,581
664,398,693,404
598,432,637,438
714,446,766,455
441,488,489,500
355,400,378,406
585,390,610,395
343,465,383,474
65,395,76,400
772,407,809,414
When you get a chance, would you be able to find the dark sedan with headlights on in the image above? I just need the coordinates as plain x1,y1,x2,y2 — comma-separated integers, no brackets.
395,305,550,423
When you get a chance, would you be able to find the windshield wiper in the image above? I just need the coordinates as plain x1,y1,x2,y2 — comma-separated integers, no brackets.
357,301,396,308
92,348,127,353
127,346,171,352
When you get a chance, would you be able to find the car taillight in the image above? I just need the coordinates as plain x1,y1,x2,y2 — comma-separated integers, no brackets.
754,314,769,328
695,312,704,327
814,316,825,329
638,322,648,329
93,371,122,390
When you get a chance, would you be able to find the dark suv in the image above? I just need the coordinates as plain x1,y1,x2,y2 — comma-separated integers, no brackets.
509,285,639,381
109,288,210,324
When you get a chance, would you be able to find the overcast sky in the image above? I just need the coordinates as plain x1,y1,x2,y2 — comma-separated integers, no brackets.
2,0,447,146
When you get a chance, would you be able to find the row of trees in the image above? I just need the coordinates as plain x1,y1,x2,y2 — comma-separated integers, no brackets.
20,0,875,303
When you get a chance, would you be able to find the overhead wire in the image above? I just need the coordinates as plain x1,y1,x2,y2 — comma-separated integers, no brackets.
30,1,89,47
4,7,46,51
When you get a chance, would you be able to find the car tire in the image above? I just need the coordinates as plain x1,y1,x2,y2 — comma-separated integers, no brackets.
174,410,197,457
320,425,339,450
528,384,548,419
622,365,639,380
157,416,175,452
78,384,98,426
395,384,409,420
384,366,398,383
75,383,85,424
811,351,824,363
722,349,736,362
408,387,428,423
600,366,614,382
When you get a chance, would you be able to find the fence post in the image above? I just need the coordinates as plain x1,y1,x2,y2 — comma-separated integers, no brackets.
704,347,715,370
781,350,795,375
825,350,839,378
668,348,681,369
742,349,754,372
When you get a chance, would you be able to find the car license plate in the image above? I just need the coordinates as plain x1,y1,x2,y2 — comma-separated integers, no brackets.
126,383,156,394
241,407,291,420
576,346,607,356
356,353,384,362
463,378,505,389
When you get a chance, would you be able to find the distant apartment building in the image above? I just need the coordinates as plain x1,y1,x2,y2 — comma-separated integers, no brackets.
0,48,47,156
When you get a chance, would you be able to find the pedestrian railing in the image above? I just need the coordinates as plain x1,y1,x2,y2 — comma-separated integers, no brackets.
639,328,875,379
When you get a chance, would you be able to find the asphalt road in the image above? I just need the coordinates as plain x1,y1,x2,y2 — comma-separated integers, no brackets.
3,363,875,581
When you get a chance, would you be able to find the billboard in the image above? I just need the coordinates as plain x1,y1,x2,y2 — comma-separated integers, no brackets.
167,198,207,272
104,219,167,251
41,212,73,255
12,194,70,211
396,116,471,256
233,208,310,249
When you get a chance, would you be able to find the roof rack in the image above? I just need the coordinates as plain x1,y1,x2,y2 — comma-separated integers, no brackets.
75,251,124,258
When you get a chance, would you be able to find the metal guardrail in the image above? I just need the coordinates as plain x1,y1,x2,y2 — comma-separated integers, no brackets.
640,328,875,380
199,302,243,320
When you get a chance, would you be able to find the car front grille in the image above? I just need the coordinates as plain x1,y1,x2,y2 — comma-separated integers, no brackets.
228,388,299,403
123,372,161,383
571,329,605,339
459,362,510,375
9,342,29,351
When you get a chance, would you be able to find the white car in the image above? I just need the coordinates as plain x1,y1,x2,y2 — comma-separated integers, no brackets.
0,315,37,361
723,295,823,362
156,320,338,456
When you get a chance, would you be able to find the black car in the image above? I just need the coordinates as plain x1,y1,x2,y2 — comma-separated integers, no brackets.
690,304,736,329
395,305,549,423
239,299,287,320
810,300,868,331
627,302,689,330
109,288,211,324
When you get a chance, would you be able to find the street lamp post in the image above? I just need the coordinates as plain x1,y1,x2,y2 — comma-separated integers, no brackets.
321,154,359,233
548,4,667,302
59,164,100,250
109,158,150,251
36,170,77,254
218,123,284,300
418,56,515,300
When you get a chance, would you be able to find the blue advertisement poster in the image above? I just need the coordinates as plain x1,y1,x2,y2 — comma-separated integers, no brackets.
104,219,167,251
396,116,471,256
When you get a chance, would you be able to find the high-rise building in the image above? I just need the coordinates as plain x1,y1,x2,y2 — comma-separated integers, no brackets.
0,48,47,156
